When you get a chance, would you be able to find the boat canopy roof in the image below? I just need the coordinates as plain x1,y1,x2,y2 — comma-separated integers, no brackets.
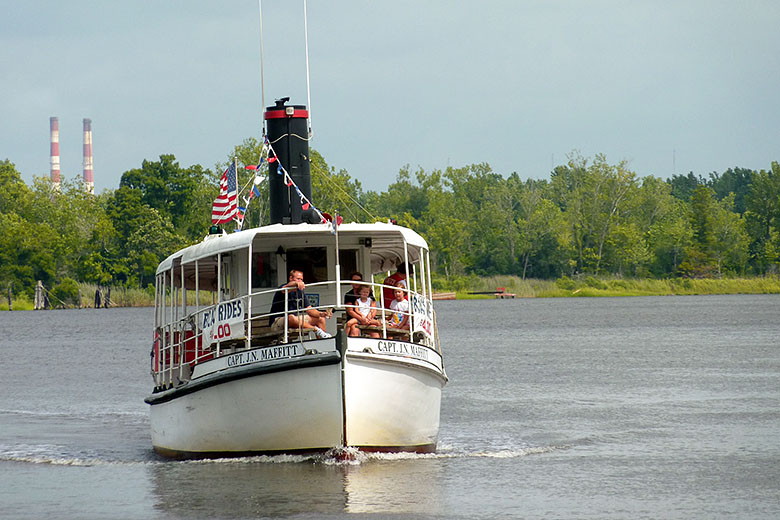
156,222,429,276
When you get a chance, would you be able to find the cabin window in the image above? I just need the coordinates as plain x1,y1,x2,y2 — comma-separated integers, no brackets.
251,252,278,289
339,249,359,280
287,247,328,283
221,257,230,299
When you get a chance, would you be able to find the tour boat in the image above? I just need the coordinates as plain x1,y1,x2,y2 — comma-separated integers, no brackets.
145,99,447,458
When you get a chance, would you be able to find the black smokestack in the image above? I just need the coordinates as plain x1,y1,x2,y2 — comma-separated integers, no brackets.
265,97,313,225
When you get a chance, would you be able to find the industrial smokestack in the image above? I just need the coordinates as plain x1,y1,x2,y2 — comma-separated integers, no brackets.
82,118,94,194
50,117,60,190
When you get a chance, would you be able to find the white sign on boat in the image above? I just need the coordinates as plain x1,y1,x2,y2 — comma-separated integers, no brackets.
201,296,246,345
190,342,312,379
347,337,444,373
226,343,306,367
411,294,434,338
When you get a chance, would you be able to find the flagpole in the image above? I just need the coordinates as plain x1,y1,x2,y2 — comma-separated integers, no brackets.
303,0,312,137
234,157,239,229
258,0,266,130
334,211,341,308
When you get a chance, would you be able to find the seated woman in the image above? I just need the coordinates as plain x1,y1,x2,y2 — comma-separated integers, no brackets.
346,285,381,338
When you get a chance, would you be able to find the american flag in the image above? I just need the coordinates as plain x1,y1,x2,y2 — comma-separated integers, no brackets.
211,162,238,224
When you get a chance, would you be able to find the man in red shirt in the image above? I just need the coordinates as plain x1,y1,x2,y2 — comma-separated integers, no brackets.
382,264,407,309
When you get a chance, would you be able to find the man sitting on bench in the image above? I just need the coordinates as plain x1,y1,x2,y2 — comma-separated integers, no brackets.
270,269,332,338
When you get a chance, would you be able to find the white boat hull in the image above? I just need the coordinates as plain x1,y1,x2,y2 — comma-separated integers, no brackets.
146,336,446,457
343,338,444,451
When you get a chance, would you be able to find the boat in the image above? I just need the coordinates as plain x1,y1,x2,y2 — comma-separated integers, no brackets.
145,98,447,458
432,292,457,300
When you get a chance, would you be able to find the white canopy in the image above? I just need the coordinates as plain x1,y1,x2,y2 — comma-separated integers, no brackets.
156,222,428,276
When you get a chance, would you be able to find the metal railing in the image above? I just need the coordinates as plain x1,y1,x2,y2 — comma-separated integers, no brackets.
151,279,437,389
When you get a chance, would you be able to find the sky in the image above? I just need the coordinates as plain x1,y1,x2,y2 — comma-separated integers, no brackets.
2,1,779,194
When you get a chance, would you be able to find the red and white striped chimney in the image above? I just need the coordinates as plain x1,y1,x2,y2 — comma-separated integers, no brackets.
82,118,94,194
50,116,61,190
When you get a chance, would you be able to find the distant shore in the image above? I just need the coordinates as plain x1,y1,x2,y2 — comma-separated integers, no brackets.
450,275,780,299
3,276,779,310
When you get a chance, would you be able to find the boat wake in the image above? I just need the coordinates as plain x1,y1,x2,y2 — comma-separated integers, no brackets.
0,443,141,467
0,407,148,420
192,442,569,466
0,441,568,467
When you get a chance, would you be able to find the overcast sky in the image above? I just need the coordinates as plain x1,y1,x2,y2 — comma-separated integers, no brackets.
2,1,779,194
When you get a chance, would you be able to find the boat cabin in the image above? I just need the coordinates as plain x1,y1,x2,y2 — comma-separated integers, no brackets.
151,222,438,390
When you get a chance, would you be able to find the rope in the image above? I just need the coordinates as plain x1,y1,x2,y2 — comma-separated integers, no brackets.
42,285,68,308
313,168,379,222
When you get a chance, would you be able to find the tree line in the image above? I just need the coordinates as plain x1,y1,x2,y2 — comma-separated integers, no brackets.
2,140,779,301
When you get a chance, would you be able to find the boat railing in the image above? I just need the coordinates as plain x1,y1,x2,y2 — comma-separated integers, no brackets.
152,279,437,389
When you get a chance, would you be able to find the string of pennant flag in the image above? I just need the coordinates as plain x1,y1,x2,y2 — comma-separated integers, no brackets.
228,136,340,233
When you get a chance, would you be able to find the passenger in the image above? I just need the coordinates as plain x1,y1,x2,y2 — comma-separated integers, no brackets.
387,288,410,330
270,269,332,338
382,264,407,309
344,271,375,313
345,285,381,338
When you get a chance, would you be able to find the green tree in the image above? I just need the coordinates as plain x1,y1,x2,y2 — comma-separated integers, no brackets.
550,154,638,273
685,185,720,275
633,176,677,231
310,149,372,223
0,212,57,297
709,194,749,276
0,159,32,218
646,201,693,275
668,171,704,201
50,277,80,307
607,222,652,276
375,166,442,222
26,177,115,282
684,187,749,277
549,156,589,272
125,208,186,286
587,156,638,272
423,191,467,278
120,155,212,240
517,194,569,279
444,164,509,275
744,162,780,273
708,167,753,214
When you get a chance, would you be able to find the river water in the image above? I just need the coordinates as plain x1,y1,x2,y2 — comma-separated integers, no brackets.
0,295,778,519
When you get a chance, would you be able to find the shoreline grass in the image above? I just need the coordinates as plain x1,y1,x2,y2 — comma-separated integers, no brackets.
449,275,780,299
